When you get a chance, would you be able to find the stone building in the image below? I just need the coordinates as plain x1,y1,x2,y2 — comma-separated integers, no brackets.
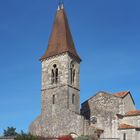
29,3,101,138
29,3,140,140
81,91,140,140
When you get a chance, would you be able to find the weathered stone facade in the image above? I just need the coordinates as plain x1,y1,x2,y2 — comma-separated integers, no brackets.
118,129,140,140
121,93,135,114
81,92,121,138
41,53,80,115
81,91,140,140
29,4,98,137
29,3,140,140
29,52,98,137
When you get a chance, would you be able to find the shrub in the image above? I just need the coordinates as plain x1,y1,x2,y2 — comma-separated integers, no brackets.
14,132,37,140
75,135,98,140
75,135,91,140
4,127,18,136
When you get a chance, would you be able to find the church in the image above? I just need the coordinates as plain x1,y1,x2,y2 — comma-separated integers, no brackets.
29,3,140,140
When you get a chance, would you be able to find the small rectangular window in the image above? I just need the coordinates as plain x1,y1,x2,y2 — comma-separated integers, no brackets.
72,94,75,104
123,133,126,140
53,95,55,104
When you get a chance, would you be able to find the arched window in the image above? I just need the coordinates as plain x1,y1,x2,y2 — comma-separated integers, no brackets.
51,64,58,84
53,95,55,104
55,68,58,83
70,62,75,84
72,94,75,104
51,69,54,84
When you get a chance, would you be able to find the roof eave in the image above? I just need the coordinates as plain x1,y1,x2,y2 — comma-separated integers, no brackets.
39,51,82,62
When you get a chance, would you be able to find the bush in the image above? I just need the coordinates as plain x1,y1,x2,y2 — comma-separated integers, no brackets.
75,135,91,140
4,127,18,136
75,135,98,140
14,131,37,140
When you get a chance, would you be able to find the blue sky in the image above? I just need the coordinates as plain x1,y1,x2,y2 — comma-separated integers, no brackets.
0,0,140,135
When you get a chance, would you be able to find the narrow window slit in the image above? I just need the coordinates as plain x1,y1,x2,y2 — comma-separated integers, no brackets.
53,95,55,104
72,94,75,104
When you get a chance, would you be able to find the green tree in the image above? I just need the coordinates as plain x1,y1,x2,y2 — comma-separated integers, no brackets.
75,135,91,140
75,135,98,140
4,127,18,136
14,131,37,140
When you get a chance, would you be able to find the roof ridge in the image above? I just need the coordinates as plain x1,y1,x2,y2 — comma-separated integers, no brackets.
119,123,140,130
113,91,130,98
125,110,140,116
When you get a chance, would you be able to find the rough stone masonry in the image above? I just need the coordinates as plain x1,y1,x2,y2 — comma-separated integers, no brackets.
29,4,99,138
29,3,140,140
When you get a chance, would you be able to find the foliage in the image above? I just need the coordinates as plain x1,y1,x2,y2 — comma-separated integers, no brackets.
89,135,98,140
75,135,91,140
14,131,37,140
4,127,18,136
75,135,98,140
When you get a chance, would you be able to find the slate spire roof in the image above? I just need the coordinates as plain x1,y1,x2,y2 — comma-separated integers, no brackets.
40,4,81,62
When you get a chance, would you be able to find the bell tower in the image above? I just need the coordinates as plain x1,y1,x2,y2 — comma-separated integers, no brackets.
30,3,97,137
40,3,81,117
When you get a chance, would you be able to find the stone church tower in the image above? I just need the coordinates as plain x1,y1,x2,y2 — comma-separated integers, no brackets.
29,4,97,137
40,3,81,117
29,3,140,140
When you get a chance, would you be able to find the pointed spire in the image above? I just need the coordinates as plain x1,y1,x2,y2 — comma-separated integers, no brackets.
57,0,64,10
40,4,81,62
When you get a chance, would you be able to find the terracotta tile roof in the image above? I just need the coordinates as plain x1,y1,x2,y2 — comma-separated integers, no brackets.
113,91,129,98
118,123,140,130
113,91,135,105
125,110,140,116
40,6,81,62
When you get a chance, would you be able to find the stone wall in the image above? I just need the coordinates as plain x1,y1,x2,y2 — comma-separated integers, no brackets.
122,93,135,114
120,115,140,128
81,92,121,138
30,47,139,139
41,53,80,114
30,53,97,137
118,129,140,140
30,104,97,137
41,53,80,89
